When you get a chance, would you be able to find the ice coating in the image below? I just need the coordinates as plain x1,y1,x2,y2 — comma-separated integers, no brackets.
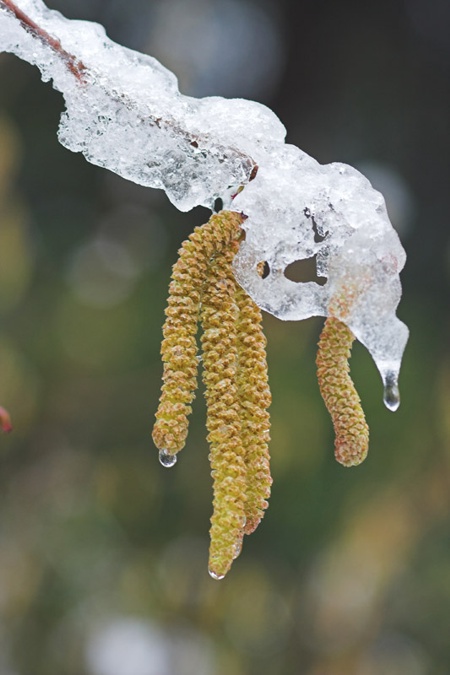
0,0,409,390
0,0,262,210
232,155,409,393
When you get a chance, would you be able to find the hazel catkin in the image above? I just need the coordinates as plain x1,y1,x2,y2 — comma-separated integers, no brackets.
316,317,369,467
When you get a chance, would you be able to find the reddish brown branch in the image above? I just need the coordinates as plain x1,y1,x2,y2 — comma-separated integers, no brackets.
0,406,12,433
0,0,259,184
0,0,86,80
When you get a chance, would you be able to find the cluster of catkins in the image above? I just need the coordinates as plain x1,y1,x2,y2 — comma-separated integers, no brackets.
153,211,368,579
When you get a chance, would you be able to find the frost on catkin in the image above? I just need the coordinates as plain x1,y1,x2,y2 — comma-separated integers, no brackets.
316,317,369,467
152,211,244,457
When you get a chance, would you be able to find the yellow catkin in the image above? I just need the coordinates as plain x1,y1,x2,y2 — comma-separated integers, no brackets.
152,211,243,456
201,238,247,579
235,284,272,535
153,209,273,576
316,317,369,466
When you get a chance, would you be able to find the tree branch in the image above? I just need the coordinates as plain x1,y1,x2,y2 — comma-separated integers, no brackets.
0,0,86,80
0,0,258,186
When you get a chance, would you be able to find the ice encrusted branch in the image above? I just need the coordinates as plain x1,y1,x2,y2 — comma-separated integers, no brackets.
0,0,409,399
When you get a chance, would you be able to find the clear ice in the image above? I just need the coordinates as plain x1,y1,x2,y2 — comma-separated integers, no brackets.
0,0,409,390
158,449,177,468
382,371,401,412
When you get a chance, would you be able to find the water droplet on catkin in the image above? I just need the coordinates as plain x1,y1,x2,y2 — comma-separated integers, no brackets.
159,449,177,468
208,569,225,581
233,538,243,560
383,372,400,411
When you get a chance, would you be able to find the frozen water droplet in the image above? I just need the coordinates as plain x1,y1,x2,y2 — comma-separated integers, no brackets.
208,569,225,581
233,538,243,560
159,449,177,468
383,372,400,411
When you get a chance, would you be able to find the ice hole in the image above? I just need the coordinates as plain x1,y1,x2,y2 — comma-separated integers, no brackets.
312,217,327,244
284,258,327,286
259,261,270,279
213,198,223,212
303,207,327,243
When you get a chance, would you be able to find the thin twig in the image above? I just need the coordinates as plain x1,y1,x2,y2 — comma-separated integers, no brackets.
0,0,259,184
0,0,86,80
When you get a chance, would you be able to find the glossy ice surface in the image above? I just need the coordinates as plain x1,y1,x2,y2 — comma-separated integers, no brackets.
0,0,409,394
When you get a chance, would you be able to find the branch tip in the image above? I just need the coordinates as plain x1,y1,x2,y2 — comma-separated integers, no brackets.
1,0,86,80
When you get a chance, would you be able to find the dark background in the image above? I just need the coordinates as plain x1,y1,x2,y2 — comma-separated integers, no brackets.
0,0,449,673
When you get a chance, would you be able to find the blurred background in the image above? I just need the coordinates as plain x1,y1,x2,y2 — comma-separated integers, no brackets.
0,0,449,673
